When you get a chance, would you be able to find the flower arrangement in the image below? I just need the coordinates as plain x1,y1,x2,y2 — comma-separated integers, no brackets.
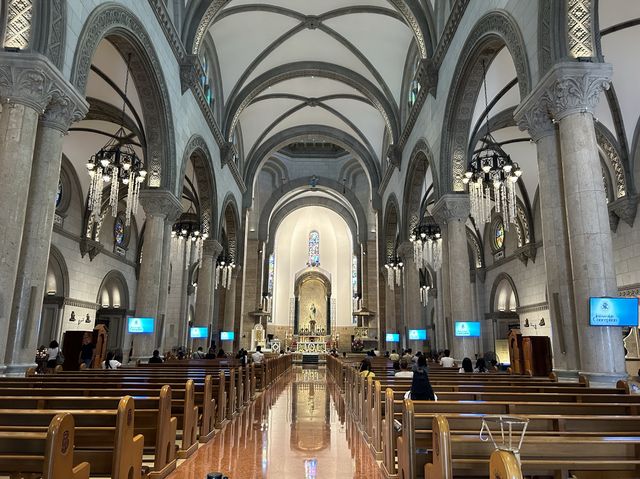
352,338,364,352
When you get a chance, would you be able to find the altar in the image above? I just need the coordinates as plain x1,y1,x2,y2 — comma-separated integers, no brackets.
294,335,328,354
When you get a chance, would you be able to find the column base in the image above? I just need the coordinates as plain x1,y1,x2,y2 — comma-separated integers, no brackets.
552,369,580,382
3,363,35,377
578,370,629,387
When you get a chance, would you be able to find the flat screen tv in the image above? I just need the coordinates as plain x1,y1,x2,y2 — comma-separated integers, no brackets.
589,297,639,327
408,329,427,340
385,333,400,342
127,317,154,334
220,331,235,341
454,321,480,337
190,327,208,339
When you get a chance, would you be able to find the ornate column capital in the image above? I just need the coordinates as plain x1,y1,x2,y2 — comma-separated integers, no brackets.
432,194,470,224
0,52,88,117
202,239,223,259
139,189,182,220
179,54,203,94
40,88,89,132
515,61,612,125
513,99,556,142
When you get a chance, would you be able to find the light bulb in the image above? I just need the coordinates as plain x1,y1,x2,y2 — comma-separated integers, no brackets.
86,162,94,170
503,164,512,172
100,159,110,168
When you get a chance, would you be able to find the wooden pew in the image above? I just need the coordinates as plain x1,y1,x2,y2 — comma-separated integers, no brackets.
0,412,90,479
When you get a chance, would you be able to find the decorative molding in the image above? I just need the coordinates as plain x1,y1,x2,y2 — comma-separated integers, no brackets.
432,0,469,68
202,239,223,259
566,0,595,59
433,194,470,224
596,126,627,199
64,297,100,310
146,0,187,61
466,228,483,269
3,0,32,50
516,301,549,314
619,283,640,297
192,0,229,54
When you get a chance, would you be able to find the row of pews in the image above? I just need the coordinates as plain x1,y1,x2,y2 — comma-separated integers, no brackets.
0,354,292,479
328,355,640,479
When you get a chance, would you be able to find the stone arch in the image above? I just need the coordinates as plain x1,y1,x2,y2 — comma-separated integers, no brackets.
69,2,176,191
219,193,241,261
402,138,439,240
257,176,368,245
440,10,532,193
245,125,381,202
179,135,218,238
489,272,519,313
383,194,401,260
96,270,130,310
46,245,69,298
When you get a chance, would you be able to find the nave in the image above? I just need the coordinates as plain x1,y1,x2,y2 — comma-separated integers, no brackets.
167,366,379,479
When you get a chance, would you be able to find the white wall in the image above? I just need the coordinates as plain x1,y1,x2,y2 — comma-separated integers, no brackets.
272,207,354,328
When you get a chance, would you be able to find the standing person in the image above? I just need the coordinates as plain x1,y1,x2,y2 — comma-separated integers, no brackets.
102,351,122,369
410,356,435,400
252,345,265,364
79,335,95,368
192,347,205,359
46,340,60,370
439,349,456,368
149,350,163,364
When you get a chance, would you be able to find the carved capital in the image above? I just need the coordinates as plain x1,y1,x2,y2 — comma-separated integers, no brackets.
417,58,438,96
609,195,638,231
179,54,203,94
40,89,88,132
516,244,537,266
139,189,182,219
220,141,237,167
387,143,402,168
514,100,555,142
202,239,223,259
432,194,470,224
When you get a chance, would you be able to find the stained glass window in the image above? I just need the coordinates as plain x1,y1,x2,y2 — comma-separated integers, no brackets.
114,216,126,247
352,255,358,295
55,179,62,208
308,231,320,266
267,254,275,294
494,219,505,250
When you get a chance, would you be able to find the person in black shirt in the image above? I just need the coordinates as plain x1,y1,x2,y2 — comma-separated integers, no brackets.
79,338,95,368
149,350,163,364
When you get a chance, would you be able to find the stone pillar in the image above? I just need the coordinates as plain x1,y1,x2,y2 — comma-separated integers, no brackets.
434,194,478,361
223,271,239,339
156,213,181,351
549,63,623,378
133,190,182,360
0,53,85,369
400,241,422,351
4,90,87,374
193,239,222,349
515,97,580,373
241,239,261,350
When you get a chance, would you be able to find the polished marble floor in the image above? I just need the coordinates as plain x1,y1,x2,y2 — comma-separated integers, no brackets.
167,366,380,479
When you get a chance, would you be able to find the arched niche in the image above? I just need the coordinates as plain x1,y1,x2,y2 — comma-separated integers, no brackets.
95,270,130,352
40,245,69,346
294,268,332,336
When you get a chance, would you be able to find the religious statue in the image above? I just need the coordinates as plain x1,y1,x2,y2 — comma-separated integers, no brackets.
308,303,317,333
69,311,76,322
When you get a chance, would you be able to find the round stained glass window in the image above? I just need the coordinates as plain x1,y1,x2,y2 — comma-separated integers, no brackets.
55,180,62,208
114,216,125,247
494,220,505,250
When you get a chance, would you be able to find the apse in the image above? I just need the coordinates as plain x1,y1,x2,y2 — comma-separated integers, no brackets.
272,206,353,329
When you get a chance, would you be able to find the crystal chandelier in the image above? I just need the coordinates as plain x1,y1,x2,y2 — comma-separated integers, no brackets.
420,285,430,307
409,222,442,271
462,61,522,227
215,253,235,290
86,54,147,226
384,256,403,290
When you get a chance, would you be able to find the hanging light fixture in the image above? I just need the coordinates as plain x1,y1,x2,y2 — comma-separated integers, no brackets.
171,207,206,242
409,221,442,271
384,256,404,290
86,53,147,226
420,285,430,307
462,60,522,227
215,252,235,290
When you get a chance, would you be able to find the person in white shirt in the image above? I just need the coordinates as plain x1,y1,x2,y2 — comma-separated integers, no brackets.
46,340,60,369
252,345,265,364
101,351,122,369
394,361,413,378
389,350,400,362
439,349,456,368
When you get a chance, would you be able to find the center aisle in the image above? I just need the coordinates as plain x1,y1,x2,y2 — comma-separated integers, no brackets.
167,366,380,479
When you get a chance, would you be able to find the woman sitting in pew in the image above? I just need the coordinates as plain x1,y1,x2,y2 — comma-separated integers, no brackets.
410,356,435,400
459,357,474,373
359,359,375,378
101,351,122,369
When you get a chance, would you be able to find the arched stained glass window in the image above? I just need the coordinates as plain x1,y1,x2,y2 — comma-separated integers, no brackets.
55,179,63,209
308,231,320,266
494,219,505,251
114,215,126,247
267,254,275,294
352,255,358,295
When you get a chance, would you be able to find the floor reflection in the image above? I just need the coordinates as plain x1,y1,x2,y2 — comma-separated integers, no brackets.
166,366,379,479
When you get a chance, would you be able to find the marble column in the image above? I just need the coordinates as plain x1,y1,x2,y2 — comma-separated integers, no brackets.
4,90,87,374
193,239,221,349
156,213,181,351
241,239,261,350
515,98,580,373
434,194,478,361
399,241,423,351
133,190,182,360
0,54,79,368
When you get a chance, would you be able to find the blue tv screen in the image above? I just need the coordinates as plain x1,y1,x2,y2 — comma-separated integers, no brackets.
190,327,208,339
589,297,639,327
408,329,427,340
220,331,235,341
127,317,154,334
455,322,481,337
386,333,400,342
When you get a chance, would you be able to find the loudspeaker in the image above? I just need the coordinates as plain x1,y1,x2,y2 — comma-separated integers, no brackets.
207,474,228,479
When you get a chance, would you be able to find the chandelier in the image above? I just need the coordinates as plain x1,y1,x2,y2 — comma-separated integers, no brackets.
86,54,147,226
172,209,206,241
409,222,442,271
462,60,522,227
215,253,235,290
420,285,430,307
384,256,403,290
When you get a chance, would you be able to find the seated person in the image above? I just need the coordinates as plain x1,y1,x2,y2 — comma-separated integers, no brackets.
102,351,122,369
359,359,375,378
149,350,163,364
252,345,265,364
439,349,456,368
410,356,435,400
395,360,413,378
192,346,205,359
205,347,216,359
475,357,488,373
389,349,400,362
216,348,227,358
459,357,474,373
